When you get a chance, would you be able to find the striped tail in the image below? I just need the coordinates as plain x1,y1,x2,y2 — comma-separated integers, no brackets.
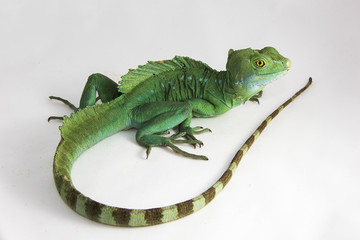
53,78,312,227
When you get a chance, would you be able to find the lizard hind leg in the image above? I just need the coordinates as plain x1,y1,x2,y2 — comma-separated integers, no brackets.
79,73,121,109
48,73,121,121
133,102,208,160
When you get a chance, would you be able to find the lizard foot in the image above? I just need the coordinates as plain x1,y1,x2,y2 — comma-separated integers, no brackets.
49,96,79,112
248,90,263,104
48,96,79,121
166,139,208,160
174,126,212,148
144,136,208,160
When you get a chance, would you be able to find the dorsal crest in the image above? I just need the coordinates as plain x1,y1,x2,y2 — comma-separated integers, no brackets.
118,56,213,93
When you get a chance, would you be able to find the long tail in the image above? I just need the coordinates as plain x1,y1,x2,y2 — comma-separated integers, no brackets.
53,78,312,227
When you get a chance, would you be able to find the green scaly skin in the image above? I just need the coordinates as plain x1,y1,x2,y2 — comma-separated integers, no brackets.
49,47,311,226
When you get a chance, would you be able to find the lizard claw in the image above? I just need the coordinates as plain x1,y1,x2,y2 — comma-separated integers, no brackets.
146,147,152,159
249,98,260,104
181,126,211,148
48,116,65,122
248,90,263,104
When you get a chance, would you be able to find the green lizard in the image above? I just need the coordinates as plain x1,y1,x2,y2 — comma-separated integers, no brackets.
49,47,312,226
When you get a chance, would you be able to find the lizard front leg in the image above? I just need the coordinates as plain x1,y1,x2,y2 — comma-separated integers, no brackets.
248,90,263,104
132,101,208,160
175,98,232,148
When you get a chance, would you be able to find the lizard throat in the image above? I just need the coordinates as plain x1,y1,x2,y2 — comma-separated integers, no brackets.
238,69,289,88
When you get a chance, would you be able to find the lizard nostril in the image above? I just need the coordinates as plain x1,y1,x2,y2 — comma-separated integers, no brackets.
282,58,291,69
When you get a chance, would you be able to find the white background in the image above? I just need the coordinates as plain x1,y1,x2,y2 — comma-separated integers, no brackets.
1,0,360,239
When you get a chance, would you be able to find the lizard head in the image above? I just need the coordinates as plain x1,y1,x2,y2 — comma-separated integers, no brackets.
226,47,291,98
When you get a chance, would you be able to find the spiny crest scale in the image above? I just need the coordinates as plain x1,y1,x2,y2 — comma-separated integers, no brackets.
118,56,213,93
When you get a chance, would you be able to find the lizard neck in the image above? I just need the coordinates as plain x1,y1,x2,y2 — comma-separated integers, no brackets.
225,71,266,104
208,70,248,108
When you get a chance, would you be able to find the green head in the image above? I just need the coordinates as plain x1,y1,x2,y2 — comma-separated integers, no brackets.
226,47,291,98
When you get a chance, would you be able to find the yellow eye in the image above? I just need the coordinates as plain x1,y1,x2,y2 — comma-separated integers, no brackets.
256,60,265,67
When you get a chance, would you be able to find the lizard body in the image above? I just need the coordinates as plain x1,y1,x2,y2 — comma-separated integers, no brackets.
49,47,311,226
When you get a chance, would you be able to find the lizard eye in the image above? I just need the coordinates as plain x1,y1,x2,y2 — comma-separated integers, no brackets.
256,60,265,67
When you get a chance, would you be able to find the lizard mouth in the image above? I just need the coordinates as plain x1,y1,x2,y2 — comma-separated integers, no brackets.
258,69,289,77
255,69,289,86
